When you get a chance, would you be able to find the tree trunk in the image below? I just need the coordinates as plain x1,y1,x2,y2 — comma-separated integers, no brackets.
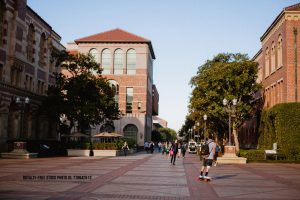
232,129,239,152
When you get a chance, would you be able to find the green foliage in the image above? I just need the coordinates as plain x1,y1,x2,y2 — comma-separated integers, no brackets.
67,141,91,149
151,130,163,142
188,53,261,142
43,50,120,134
178,115,195,138
258,103,300,160
238,149,265,160
159,127,177,141
93,142,117,150
115,138,136,150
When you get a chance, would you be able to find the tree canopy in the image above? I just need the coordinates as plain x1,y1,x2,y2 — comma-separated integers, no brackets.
159,127,177,141
188,53,261,146
43,50,120,134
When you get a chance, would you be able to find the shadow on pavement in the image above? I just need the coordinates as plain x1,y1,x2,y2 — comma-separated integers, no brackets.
213,174,237,179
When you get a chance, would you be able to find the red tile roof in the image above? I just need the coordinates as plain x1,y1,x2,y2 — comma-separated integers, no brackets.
75,28,149,43
68,50,78,55
284,3,300,11
74,28,155,59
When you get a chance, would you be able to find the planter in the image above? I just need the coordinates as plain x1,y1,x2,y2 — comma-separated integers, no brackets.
67,149,133,157
93,150,120,157
67,149,90,157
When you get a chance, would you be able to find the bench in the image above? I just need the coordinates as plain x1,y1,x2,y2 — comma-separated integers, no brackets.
265,143,277,160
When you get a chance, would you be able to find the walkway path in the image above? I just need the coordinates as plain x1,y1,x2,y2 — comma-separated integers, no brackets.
0,151,299,199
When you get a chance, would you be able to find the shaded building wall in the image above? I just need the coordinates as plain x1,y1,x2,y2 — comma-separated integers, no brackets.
0,0,64,152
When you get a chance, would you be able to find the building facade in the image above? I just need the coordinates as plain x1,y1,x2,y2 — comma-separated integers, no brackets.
258,3,300,108
239,3,300,148
67,29,158,146
0,0,64,152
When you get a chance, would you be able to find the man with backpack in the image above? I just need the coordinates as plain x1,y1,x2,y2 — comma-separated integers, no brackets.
199,135,216,179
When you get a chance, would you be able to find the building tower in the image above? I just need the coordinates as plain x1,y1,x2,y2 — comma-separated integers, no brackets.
67,28,159,146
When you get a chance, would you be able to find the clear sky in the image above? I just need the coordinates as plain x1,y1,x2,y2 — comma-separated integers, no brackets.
28,0,299,131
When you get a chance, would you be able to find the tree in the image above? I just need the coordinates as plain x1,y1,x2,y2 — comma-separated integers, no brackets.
189,53,261,151
43,50,120,135
151,130,162,142
178,115,195,141
159,127,177,141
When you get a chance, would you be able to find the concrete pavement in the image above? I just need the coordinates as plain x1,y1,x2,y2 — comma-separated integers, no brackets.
0,151,299,200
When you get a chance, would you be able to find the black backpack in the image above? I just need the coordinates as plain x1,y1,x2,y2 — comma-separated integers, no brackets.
201,142,211,156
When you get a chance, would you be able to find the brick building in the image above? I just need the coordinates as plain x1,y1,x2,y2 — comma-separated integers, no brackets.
239,3,300,148
66,29,159,146
0,0,64,152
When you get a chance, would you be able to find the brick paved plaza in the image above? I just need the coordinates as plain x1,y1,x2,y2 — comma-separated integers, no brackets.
0,152,299,200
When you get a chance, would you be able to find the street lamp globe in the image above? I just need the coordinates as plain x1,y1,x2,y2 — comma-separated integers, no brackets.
232,98,237,106
25,97,30,104
16,97,20,104
203,114,207,121
222,98,228,106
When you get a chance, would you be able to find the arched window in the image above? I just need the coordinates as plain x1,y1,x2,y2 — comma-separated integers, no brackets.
126,49,136,75
114,49,123,74
265,48,269,77
108,80,119,106
39,33,47,67
123,124,138,143
101,49,111,74
27,24,35,62
277,35,283,68
89,48,99,63
271,41,275,72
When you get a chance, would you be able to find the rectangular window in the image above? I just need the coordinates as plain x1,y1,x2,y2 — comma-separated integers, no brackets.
25,75,28,90
126,87,133,113
37,80,41,94
29,77,33,91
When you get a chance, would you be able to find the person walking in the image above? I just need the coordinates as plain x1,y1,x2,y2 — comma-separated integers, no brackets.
170,141,178,165
158,141,162,153
199,135,216,179
177,143,182,158
181,143,186,158
122,141,129,156
149,141,154,154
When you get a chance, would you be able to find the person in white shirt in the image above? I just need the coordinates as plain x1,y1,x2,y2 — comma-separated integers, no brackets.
199,135,216,179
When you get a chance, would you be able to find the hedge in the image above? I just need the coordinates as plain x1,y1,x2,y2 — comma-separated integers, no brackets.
258,103,300,160
239,149,265,160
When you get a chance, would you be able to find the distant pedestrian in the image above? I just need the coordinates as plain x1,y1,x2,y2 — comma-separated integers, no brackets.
213,144,220,166
170,141,178,165
150,141,154,154
158,141,162,152
181,143,186,158
144,141,149,153
122,141,129,156
162,142,166,155
177,143,182,158
199,135,216,179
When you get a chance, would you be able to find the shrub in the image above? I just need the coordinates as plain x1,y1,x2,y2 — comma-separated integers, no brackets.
239,149,265,160
115,138,136,150
258,103,300,160
93,142,117,150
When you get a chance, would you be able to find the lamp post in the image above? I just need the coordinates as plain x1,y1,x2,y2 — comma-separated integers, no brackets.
193,125,196,141
16,96,30,139
203,114,207,138
196,122,200,141
222,98,237,146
